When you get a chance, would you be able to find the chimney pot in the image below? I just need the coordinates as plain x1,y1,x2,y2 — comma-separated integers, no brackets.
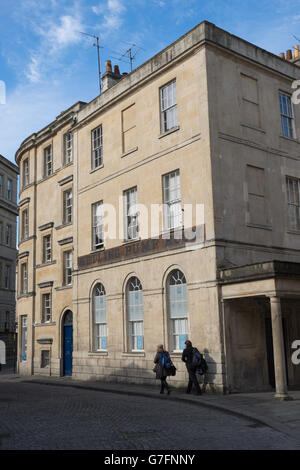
286,49,293,61
279,52,285,60
114,65,120,75
105,60,112,72
294,45,300,58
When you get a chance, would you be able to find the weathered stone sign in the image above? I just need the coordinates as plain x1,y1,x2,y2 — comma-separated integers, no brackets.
78,225,205,270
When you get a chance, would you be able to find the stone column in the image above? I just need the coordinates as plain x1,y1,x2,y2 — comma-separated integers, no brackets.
269,297,291,400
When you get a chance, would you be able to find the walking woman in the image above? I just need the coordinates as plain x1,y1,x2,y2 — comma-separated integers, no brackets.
153,344,172,395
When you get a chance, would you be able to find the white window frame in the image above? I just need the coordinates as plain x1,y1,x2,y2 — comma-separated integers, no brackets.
64,132,73,164
63,189,72,224
42,293,51,323
93,284,107,351
162,170,182,230
23,158,29,187
279,93,295,139
43,234,52,263
22,209,29,240
21,263,27,294
92,126,103,169
167,270,189,352
124,187,139,241
44,146,52,177
160,80,178,133
63,251,72,286
92,201,104,250
286,176,300,231
126,277,144,352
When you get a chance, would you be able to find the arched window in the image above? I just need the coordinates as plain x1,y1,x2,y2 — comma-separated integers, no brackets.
167,269,188,351
93,283,107,351
126,277,144,351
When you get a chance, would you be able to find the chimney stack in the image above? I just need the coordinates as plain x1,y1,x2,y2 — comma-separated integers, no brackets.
294,45,300,59
279,52,285,60
102,61,124,92
286,49,293,61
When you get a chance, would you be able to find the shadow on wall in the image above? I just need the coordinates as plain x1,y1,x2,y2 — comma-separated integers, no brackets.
78,352,220,393
199,349,218,394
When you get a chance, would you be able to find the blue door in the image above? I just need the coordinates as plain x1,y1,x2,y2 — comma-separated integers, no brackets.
63,311,73,376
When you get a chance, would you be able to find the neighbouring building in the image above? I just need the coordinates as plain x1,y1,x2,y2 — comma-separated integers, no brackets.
15,21,300,398
0,155,18,370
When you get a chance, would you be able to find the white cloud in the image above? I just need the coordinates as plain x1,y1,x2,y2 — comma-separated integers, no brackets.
92,0,126,32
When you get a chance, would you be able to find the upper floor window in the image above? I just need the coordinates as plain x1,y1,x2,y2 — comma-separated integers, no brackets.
5,224,11,247
93,283,107,351
22,209,29,240
279,93,295,139
163,170,182,230
126,277,144,351
63,250,72,286
63,189,72,224
124,187,138,241
42,293,51,323
160,80,178,133
43,234,52,263
92,201,104,250
44,145,52,177
21,263,27,294
0,221,2,244
7,179,12,200
64,132,73,165
0,174,3,196
286,176,300,231
92,126,103,169
23,158,29,187
4,265,10,290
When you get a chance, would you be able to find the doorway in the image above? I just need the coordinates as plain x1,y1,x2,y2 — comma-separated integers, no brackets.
63,310,73,376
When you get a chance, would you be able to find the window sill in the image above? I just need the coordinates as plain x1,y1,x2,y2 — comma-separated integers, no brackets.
279,135,299,143
287,229,300,235
17,292,35,299
55,222,73,231
55,285,72,291
34,322,56,327
240,123,266,134
90,164,104,174
88,351,108,357
90,247,105,254
158,125,180,139
121,147,138,158
122,237,141,245
122,352,145,357
246,223,273,231
36,261,56,269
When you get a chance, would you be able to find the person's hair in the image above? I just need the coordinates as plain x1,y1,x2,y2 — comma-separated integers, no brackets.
185,340,192,347
157,344,164,353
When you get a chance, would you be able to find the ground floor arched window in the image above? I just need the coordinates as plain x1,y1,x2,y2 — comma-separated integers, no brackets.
126,277,144,351
167,269,189,351
93,283,107,351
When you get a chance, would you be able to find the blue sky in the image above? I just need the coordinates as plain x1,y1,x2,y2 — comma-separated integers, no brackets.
1,0,300,163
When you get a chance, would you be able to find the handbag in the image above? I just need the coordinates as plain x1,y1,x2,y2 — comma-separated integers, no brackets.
170,364,177,376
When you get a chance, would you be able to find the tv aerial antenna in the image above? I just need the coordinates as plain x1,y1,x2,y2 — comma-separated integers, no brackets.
80,31,103,93
109,43,143,72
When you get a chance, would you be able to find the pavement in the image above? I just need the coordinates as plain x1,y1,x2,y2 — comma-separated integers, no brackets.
0,372,300,448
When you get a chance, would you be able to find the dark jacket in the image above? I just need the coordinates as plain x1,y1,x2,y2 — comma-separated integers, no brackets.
181,345,196,370
153,351,172,379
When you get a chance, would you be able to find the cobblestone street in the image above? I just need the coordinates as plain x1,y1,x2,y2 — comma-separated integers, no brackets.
0,379,299,450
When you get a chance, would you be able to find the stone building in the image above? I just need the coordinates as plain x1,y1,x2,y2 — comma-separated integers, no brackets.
0,155,18,370
15,21,300,397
